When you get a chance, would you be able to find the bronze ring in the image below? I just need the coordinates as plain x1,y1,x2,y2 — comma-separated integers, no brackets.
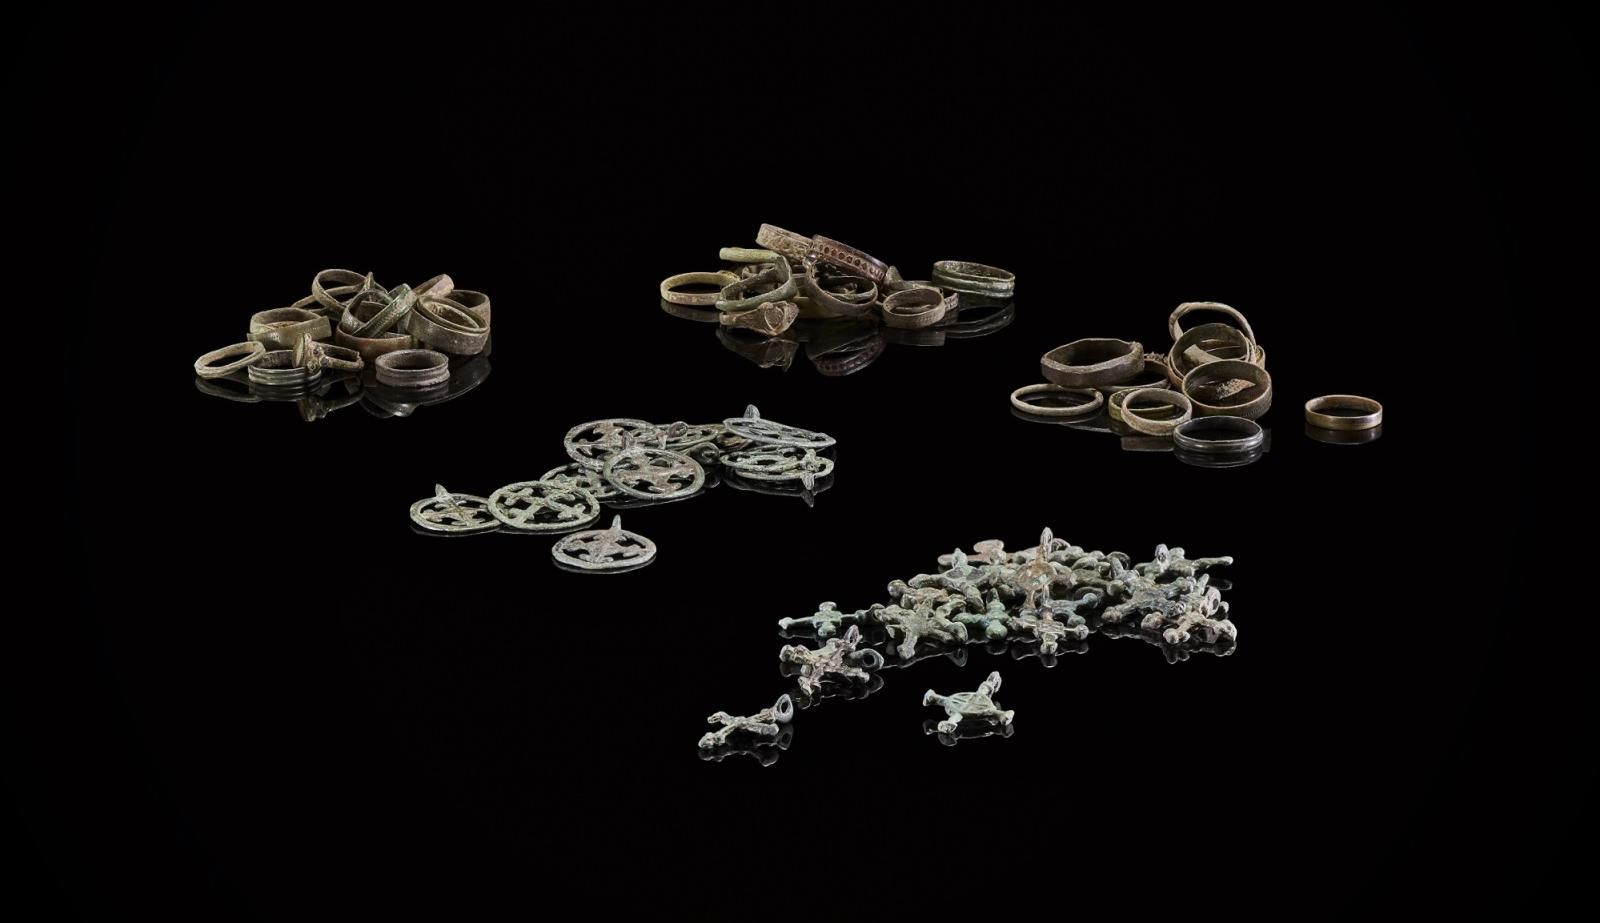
1119,388,1194,436
1182,359,1273,420
414,273,455,301
931,260,1015,297
884,279,960,313
755,224,814,264
1009,383,1104,418
1167,322,1263,387
440,289,491,327
1304,394,1382,431
314,343,364,372
1168,301,1257,345
375,349,450,388
1108,383,1175,423
247,307,332,350
1040,338,1144,387
247,349,323,387
660,271,740,306
333,326,414,362
311,269,376,316
194,341,266,379
405,298,490,355
809,235,890,284
800,261,877,318
717,256,797,314
881,287,947,329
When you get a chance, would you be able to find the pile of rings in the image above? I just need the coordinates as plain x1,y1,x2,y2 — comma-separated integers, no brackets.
192,269,493,407
408,406,840,571
660,224,1015,345
1011,301,1381,465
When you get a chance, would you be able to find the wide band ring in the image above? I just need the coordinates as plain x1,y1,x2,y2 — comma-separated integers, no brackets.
755,224,814,263
931,260,1015,297
1172,415,1266,454
443,289,491,326
660,271,740,306
1009,383,1104,418
194,341,266,378
800,261,878,318
405,298,490,355
413,274,455,301
333,326,414,362
809,235,890,283
1304,394,1382,431
881,287,947,329
1182,359,1273,419
375,349,450,388
1119,388,1194,435
1040,338,1144,387
247,307,332,350
247,349,323,386
1168,301,1257,345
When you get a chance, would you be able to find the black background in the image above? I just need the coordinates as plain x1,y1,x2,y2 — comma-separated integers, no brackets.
27,5,1566,918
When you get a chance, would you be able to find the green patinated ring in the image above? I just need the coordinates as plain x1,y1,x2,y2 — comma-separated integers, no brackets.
799,261,877,318
194,340,267,379
716,255,796,314
350,283,416,338
719,247,782,264
932,260,1016,296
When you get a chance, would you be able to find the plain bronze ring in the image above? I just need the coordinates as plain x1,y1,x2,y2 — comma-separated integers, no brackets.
1009,383,1104,418
1304,394,1382,431
1040,338,1144,388
1119,388,1194,436
1182,359,1273,420
660,271,740,306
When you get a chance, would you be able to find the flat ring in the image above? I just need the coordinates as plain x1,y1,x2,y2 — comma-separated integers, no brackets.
809,235,889,283
443,289,491,327
1304,394,1382,431
931,260,1015,296
374,349,450,388
333,326,414,362
799,261,877,318
194,341,266,378
661,271,740,306
755,224,814,263
1182,359,1273,420
880,287,948,329
1119,387,1194,435
1168,301,1257,344
1040,338,1144,387
1009,383,1104,418
405,298,490,355
247,307,332,350
1172,415,1266,454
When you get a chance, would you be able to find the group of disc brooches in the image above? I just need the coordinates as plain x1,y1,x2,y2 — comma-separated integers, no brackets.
408,406,838,572
659,224,1016,373
192,269,493,420
699,528,1236,764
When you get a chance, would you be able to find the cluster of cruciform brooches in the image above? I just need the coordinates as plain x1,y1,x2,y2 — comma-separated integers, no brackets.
698,528,1235,763
409,406,838,572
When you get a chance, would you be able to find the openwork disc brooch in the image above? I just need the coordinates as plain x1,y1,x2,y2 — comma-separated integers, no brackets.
487,480,602,532
723,404,837,449
539,462,625,502
721,445,835,488
563,418,663,470
601,435,706,501
551,515,657,572
409,484,499,535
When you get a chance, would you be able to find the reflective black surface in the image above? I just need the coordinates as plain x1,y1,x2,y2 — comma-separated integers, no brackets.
43,7,1553,918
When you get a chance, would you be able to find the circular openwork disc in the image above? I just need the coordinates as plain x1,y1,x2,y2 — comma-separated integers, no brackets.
550,515,657,572
722,404,836,449
409,484,499,534
601,446,706,501
661,421,726,450
564,418,664,470
539,462,625,502
487,480,602,532
721,445,835,485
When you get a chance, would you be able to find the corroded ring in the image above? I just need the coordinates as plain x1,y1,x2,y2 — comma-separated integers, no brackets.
375,349,450,388
1009,383,1104,418
194,341,266,379
1304,394,1382,431
1040,338,1144,388
1119,388,1194,436
660,271,740,306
